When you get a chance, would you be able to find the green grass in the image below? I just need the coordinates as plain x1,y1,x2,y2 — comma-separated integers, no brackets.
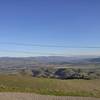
0,75,100,98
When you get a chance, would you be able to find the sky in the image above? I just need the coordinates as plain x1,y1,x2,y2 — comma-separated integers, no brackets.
0,0,100,56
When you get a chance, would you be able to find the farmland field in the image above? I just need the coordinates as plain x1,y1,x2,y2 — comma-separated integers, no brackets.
0,75,100,98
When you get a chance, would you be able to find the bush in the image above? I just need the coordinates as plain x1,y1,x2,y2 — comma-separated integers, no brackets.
31,68,100,80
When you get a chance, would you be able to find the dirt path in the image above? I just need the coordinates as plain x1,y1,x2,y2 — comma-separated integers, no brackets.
0,93,99,100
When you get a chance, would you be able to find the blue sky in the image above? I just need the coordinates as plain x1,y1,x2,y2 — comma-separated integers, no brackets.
0,0,100,56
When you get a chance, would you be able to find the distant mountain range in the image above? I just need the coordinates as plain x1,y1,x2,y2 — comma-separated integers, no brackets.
0,56,100,70
0,56,100,63
88,58,100,63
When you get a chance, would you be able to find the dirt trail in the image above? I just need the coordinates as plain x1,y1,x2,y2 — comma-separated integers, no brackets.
0,93,99,100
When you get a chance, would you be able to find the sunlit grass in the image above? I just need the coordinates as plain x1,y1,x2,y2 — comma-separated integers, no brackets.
0,75,100,98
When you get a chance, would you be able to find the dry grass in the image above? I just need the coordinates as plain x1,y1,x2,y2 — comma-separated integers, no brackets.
0,75,100,98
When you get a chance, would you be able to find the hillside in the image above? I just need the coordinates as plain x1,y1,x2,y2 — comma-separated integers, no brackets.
0,75,99,98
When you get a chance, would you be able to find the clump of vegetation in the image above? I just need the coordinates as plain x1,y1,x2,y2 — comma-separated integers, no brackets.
31,68,100,80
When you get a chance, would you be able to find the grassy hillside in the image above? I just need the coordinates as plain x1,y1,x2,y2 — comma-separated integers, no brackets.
0,75,100,98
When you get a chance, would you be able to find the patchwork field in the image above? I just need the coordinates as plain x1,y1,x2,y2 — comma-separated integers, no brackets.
0,75,100,98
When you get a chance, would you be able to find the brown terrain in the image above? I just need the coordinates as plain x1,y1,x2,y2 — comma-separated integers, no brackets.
0,93,99,100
